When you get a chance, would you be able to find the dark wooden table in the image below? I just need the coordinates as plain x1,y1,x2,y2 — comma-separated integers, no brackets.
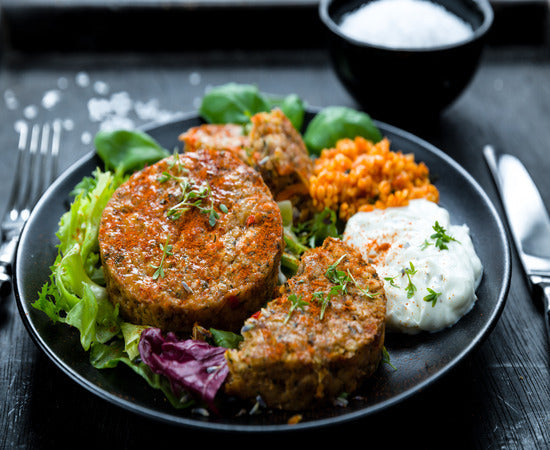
0,4,549,448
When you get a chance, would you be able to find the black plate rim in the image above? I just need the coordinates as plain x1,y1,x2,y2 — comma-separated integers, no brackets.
14,110,511,432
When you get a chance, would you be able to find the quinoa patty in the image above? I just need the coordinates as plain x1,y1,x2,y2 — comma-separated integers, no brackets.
98,148,283,333
224,237,386,410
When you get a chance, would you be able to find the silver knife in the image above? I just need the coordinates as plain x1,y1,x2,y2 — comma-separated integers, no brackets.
483,145,550,344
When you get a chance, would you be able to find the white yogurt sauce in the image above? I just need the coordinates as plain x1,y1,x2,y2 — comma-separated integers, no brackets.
343,199,482,334
339,0,474,49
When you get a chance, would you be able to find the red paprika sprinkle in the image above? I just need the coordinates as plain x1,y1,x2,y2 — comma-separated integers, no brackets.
246,215,256,226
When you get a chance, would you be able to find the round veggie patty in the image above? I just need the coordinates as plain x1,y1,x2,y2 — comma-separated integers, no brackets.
98,148,284,333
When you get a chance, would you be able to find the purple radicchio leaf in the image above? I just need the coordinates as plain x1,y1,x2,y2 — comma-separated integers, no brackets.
138,327,229,411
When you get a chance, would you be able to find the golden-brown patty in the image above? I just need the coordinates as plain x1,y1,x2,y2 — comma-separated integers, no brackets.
98,148,283,333
225,237,386,410
179,123,250,163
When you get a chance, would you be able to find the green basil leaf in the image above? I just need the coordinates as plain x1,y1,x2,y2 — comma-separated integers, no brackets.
266,93,306,130
303,106,382,155
199,83,306,130
94,129,170,174
199,83,271,125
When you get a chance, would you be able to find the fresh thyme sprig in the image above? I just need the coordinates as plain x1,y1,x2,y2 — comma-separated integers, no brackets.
313,254,348,320
420,239,432,250
423,221,459,250
403,261,417,298
347,269,380,299
384,262,418,298
325,254,351,294
284,293,309,324
151,236,173,280
423,288,442,307
384,275,399,288
382,346,397,371
313,254,378,320
158,152,227,226
313,291,331,320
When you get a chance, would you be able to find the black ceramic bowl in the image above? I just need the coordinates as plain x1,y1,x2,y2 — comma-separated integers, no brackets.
319,0,493,124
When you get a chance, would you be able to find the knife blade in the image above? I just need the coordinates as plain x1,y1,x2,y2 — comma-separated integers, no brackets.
483,145,550,344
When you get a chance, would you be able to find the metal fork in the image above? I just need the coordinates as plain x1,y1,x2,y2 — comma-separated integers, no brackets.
0,121,61,297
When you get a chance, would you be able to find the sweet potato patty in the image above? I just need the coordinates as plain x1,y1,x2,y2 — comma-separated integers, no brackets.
224,237,386,410
98,148,284,333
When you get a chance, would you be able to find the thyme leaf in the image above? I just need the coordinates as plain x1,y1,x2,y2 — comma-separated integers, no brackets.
429,221,459,250
313,254,349,320
151,237,173,280
325,254,351,295
284,293,309,324
423,288,442,307
347,269,380,299
382,346,397,370
313,291,330,320
404,261,417,299
158,154,227,227
314,254,380,320
384,275,399,288
420,239,432,250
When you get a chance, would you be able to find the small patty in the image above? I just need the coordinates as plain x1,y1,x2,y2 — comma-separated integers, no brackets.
248,108,313,200
224,237,386,410
180,109,314,221
179,123,250,163
99,148,283,333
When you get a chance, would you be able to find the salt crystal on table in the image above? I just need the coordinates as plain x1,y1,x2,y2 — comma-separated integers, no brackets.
42,90,62,110
339,0,473,49
81,131,92,145
94,81,110,96
189,72,202,86
76,72,90,88
23,105,38,119
4,89,18,110
88,97,112,122
57,77,69,90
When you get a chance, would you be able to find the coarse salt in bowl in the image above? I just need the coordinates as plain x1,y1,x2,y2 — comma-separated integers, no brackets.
319,0,494,125
339,0,475,49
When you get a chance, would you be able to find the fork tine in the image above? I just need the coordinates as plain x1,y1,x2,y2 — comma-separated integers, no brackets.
5,121,61,224
5,122,29,220
0,121,60,296
35,120,60,202
33,123,50,208
18,124,41,220
49,119,61,185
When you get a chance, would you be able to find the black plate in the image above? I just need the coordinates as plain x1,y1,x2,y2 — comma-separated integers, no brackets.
14,111,511,431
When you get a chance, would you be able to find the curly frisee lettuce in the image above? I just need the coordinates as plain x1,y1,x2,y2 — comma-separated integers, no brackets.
32,130,233,411
34,168,125,350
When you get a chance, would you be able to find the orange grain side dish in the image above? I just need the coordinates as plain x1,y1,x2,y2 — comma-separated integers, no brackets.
309,136,439,221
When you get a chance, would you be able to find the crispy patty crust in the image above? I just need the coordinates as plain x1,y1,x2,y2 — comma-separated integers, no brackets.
224,237,386,410
99,148,283,333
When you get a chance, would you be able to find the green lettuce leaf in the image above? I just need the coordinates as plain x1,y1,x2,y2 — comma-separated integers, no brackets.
33,164,192,409
120,322,150,361
32,168,124,349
